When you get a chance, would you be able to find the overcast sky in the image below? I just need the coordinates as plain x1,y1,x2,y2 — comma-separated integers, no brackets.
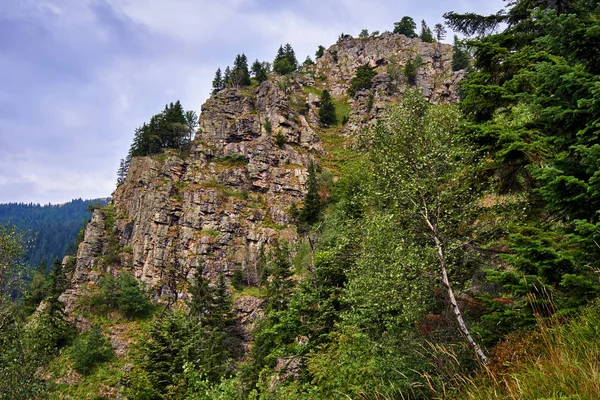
0,0,505,204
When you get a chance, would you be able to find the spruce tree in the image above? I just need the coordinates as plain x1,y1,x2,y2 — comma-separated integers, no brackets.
299,161,322,229
315,45,325,59
223,66,232,87
434,23,446,42
393,16,417,38
420,20,434,42
251,59,268,83
451,35,470,71
212,67,223,94
273,43,298,74
231,54,251,87
318,90,337,126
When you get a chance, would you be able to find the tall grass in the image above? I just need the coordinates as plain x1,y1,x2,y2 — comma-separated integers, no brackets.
459,301,600,399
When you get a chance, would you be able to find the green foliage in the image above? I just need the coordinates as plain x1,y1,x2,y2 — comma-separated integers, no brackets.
263,117,272,134
275,131,286,148
129,101,192,157
315,45,325,59
251,60,268,83
214,154,249,167
358,29,369,38
230,54,251,87
452,35,470,71
212,67,223,94
297,162,322,232
0,224,26,301
0,199,104,271
82,273,152,319
69,325,113,376
318,90,337,126
404,55,422,85
434,23,446,42
393,16,417,37
348,64,377,97
0,305,48,399
231,268,244,291
420,19,434,42
273,44,298,75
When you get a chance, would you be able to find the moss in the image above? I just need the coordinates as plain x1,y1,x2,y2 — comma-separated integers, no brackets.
213,154,249,167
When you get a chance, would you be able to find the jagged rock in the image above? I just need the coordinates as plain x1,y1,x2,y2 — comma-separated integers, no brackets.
62,34,463,350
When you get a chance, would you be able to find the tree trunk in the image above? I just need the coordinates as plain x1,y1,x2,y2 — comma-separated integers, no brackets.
425,218,489,364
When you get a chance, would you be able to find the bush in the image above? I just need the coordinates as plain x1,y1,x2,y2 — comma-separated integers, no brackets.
275,131,286,148
404,56,422,85
348,64,377,97
263,117,272,134
81,273,152,318
318,90,337,126
69,325,113,375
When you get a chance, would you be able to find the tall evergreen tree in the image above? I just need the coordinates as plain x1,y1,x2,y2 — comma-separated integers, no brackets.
299,161,322,229
420,20,434,42
212,67,223,94
273,43,298,74
318,90,337,127
451,35,470,71
251,59,268,83
434,23,447,42
231,54,251,87
393,16,417,38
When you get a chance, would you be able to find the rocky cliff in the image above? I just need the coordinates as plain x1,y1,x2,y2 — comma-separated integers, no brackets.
60,33,462,318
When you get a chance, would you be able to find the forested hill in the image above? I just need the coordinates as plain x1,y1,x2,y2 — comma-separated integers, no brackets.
0,198,109,267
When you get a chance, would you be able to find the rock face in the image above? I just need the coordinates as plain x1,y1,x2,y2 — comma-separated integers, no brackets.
63,33,462,324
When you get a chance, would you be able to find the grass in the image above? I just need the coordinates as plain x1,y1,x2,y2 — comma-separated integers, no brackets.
333,96,351,126
455,302,600,400
200,179,249,200
213,154,249,167
232,286,266,301
303,86,324,97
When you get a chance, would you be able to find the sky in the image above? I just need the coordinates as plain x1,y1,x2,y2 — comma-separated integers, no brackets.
0,0,505,204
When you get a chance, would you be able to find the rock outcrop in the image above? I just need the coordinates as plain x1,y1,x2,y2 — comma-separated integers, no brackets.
62,33,462,332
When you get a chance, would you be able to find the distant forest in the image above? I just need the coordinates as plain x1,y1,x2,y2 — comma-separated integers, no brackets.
0,198,109,268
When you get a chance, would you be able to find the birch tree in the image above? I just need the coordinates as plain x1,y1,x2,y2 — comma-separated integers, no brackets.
370,90,488,363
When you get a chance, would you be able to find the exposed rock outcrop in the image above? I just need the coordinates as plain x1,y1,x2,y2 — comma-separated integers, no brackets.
62,34,463,342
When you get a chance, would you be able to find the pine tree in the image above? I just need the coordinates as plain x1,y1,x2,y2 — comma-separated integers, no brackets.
315,45,325,59
299,161,322,229
420,20,434,42
434,23,446,42
451,35,470,71
231,54,251,87
223,66,232,87
265,240,293,312
318,90,337,127
393,16,417,38
273,43,298,74
212,67,223,94
251,59,268,83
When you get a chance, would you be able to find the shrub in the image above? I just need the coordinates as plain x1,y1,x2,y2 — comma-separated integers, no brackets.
69,325,113,375
348,64,377,97
231,269,244,291
82,273,152,318
318,90,337,126
275,131,286,148
263,117,272,134
404,56,422,85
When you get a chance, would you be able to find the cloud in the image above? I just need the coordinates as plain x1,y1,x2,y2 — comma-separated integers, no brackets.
0,0,505,204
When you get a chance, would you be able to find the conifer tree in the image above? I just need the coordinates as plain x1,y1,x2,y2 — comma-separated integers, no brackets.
315,45,325,59
318,90,337,127
231,53,251,87
393,16,417,38
251,59,268,83
434,23,446,42
451,35,470,71
212,67,223,94
273,43,298,74
420,20,434,42
223,66,232,87
299,161,322,229
265,240,293,312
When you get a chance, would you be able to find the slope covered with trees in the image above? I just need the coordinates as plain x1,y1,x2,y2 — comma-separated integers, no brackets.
3,1,600,398
0,198,108,268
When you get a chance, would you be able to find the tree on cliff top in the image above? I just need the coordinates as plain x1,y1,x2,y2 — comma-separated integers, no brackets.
273,43,298,75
